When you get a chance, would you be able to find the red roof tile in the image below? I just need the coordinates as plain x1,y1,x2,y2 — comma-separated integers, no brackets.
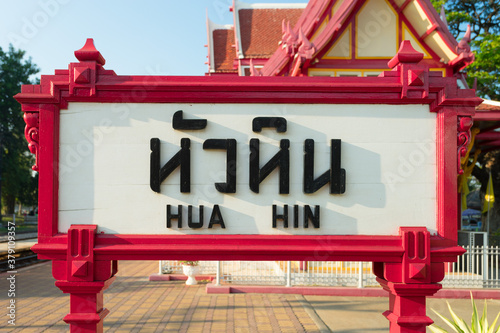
213,29,237,73
239,8,303,58
477,102,500,111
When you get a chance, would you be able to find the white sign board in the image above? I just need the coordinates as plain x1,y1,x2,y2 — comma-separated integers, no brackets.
58,103,436,235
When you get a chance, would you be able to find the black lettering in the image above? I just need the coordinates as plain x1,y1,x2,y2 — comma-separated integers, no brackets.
172,110,207,130
188,205,203,228
249,139,290,194
330,139,345,194
167,205,183,228
208,205,225,228
203,139,237,193
150,138,161,192
293,205,299,228
303,139,345,194
150,138,190,193
252,117,287,133
304,205,320,228
272,205,288,228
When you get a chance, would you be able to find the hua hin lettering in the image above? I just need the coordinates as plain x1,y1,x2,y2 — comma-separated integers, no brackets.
150,111,346,230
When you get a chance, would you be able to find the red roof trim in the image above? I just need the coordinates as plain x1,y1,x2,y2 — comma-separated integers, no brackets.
415,0,458,52
259,0,331,76
261,0,361,76
261,0,467,77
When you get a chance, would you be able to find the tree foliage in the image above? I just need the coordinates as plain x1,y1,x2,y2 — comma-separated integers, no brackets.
0,45,39,215
468,34,500,100
431,0,500,100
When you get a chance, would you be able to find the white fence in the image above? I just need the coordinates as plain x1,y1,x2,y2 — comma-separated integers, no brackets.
160,246,500,288
442,246,500,289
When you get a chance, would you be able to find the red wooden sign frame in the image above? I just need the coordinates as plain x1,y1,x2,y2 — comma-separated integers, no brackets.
16,39,481,332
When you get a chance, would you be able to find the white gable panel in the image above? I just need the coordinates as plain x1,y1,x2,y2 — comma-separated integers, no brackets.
356,0,398,58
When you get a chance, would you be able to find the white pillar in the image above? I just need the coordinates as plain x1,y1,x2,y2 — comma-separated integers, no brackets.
358,262,364,288
483,233,489,287
216,261,221,286
286,261,292,287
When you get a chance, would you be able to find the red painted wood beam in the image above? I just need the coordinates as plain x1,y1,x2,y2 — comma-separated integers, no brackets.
397,0,413,13
476,132,500,140
419,23,439,42
386,0,401,13
477,139,500,147
312,58,444,69
473,111,500,121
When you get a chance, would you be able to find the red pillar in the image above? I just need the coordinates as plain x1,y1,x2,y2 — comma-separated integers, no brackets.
374,227,445,333
56,279,114,332
52,225,118,332
377,279,441,332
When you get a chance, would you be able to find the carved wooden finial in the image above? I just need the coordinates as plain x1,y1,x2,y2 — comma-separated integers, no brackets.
449,25,475,70
74,38,106,66
456,24,472,54
70,38,108,97
297,28,315,59
388,41,429,99
286,21,297,45
281,21,298,55
388,40,424,69
440,6,447,26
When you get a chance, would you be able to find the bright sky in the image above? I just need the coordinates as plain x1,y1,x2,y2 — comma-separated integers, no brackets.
0,0,307,77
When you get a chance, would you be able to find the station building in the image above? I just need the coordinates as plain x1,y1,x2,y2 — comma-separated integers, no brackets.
204,0,500,238
205,0,474,81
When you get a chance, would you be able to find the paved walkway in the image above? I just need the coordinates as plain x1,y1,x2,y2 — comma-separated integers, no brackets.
0,261,322,332
0,260,499,332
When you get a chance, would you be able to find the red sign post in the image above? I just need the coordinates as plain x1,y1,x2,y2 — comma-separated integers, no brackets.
16,39,481,332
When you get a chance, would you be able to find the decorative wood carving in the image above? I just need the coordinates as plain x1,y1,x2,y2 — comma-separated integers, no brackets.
297,28,315,59
449,25,475,71
457,116,473,175
388,40,429,99
456,25,475,65
281,20,298,55
69,38,106,97
23,112,39,171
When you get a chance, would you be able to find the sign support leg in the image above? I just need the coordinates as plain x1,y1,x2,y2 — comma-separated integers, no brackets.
56,278,115,332
374,227,445,332
52,225,118,332
377,278,441,332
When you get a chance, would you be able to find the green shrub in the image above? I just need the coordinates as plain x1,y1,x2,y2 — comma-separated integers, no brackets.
429,294,500,333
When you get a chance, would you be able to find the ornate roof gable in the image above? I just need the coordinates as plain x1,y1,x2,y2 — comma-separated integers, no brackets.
259,0,473,77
